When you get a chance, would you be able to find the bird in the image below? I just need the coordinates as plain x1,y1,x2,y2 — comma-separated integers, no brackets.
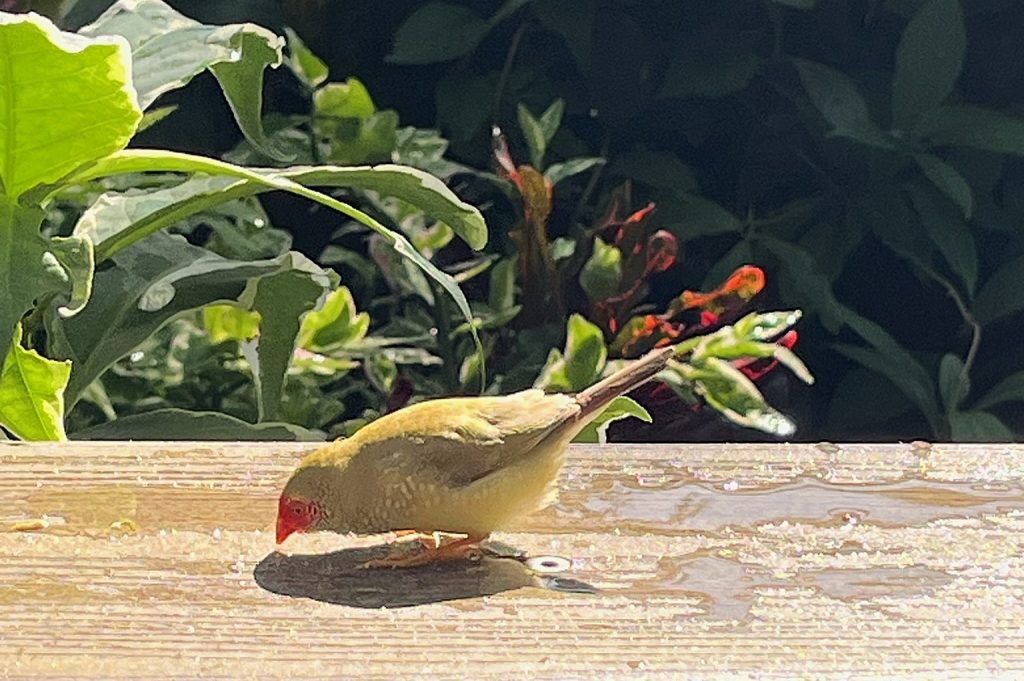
275,344,675,568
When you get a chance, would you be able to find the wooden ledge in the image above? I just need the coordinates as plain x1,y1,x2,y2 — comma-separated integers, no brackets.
2,442,1023,678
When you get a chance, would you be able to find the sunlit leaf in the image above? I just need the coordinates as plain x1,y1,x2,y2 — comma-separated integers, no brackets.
0,324,70,441
574,395,652,444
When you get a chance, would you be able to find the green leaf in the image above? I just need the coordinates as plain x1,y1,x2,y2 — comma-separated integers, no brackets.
916,105,1024,155
0,204,69,372
0,323,70,441
677,357,796,436
284,26,328,88
72,408,324,441
609,151,698,193
81,0,287,160
938,352,967,412
0,12,141,200
517,101,564,170
534,314,607,392
203,304,260,343
365,354,398,394
772,0,817,7
892,0,965,129
297,287,370,350
63,149,487,381
795,59,894,149
975,371,1024,411
660,192,742,241
544,157,605,188
387,3,488,65
949,410,1014,442
907,181,978,294
488,257,518,312
49,236,96,318
48,232,331,409
574,395,652,444
314,78,376,120
247,265,329,421
659,31,760,99
974,254,1024,324
915,152,974,219
579,238,622,303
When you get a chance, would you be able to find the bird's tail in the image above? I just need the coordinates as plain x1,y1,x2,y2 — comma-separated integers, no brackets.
572,346,675,423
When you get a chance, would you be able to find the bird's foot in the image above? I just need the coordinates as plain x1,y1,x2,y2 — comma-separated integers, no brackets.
362,534,487,569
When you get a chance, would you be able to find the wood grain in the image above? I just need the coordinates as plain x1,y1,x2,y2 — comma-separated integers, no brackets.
2,442,1023,679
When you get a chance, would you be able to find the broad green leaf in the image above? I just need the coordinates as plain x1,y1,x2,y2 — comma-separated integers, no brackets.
975,371,1024,411
892,0,965,129
916,105,1024,155
938,353,967,412
974,254,1024,324
0,204,68,372
574,395,652,444
49,236,95,318
915,152,974,219
284,26,328,88
0,323,70,441
488,257,518,311
534,314,607,392
387,2,488,64
297,287,370,350
579,238,622,303
609,151,699,193
247,267,328,421
516,100,564,169
907,181,978,294
544,157,605,187
72,408,324,441
795,59,893,149
81,0,287,159
314,78,376,120
949,410,1014,442
659,31,759,99
48,232,332,408
62,150,486,381
0,12,140,200
660,192,741,241
203,304,259,342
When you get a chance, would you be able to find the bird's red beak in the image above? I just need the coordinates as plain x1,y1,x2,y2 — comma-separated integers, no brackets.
276,512,298,545
276,495,317,545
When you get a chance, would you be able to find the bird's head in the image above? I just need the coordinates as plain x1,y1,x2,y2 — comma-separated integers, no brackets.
276,465,343,544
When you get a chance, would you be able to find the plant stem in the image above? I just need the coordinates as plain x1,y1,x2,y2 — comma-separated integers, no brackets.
935,275,982,403
431,281,458,394
492,22,528,120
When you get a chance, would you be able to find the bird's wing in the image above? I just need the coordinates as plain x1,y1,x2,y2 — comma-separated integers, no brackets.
352,389,579,487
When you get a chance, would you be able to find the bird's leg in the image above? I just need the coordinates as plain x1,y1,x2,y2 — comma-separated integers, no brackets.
362,534,488,569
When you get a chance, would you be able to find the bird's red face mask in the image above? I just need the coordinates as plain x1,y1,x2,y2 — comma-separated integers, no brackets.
276,496,321,544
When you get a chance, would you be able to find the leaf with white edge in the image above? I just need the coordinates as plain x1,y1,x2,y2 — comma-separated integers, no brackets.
892,0,965,129
975,371,1024,411
284,26,328,88
916,105,1024,155
544,157,605,187
915,152,974,219
938,352,967,412
678,357,796,436
81,0,288,159
795,59,893,149
47,232,333,408
0,204,69,373
0,12,141,201
297,287,370,351
574,395,652,444
49,236,95,318
60,149,487,384
387,2,488,64
949,410,1014,442
0,324,70,441
72,408,324,441
247,265,329,421
314,78,376,120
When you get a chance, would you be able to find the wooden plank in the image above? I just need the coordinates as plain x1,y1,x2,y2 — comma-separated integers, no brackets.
1,442,1023,679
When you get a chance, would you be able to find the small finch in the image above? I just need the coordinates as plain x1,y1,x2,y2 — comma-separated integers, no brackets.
276,345,674,568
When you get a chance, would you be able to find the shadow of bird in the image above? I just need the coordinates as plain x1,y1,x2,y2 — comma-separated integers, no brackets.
253,542,595,609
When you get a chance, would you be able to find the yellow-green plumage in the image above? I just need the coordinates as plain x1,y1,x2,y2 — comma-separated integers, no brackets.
281,345,673,539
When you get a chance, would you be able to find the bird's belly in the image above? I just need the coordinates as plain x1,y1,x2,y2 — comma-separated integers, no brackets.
407,444,565,535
